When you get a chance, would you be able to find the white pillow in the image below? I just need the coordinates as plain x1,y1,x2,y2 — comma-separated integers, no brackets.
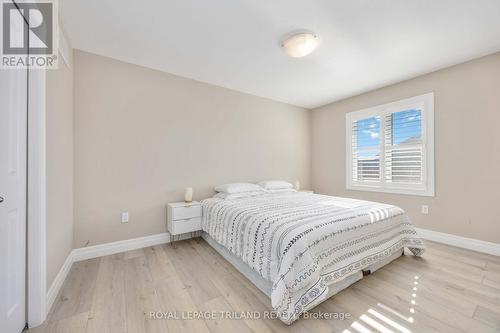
214,190,266,200
258,180,294,190
214,182,262,194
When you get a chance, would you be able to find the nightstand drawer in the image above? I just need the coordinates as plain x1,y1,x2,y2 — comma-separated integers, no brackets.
171,205,202,220
171,217,201,235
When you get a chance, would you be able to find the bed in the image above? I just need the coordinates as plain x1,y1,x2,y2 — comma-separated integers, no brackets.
201,191,424,324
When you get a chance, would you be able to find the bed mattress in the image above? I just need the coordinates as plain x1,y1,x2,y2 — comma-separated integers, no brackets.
202,192,424,324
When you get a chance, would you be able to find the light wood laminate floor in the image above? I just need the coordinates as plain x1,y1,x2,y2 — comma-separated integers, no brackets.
30,239,500,333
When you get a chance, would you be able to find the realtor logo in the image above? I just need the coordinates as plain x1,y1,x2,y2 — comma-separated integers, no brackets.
1,0,58,68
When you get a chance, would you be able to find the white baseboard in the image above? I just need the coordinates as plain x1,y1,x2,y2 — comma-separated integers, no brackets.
46,233,171,314
416,228,500,256
72,233,171,262
46,251,74,314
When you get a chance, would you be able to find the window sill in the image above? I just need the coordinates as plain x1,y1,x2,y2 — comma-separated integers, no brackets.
346,184,435,197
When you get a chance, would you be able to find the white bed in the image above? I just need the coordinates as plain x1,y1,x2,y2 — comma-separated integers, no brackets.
201,191,424,324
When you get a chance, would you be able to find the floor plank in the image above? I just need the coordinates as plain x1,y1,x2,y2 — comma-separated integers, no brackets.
123,255,167,333
473,305,500,329
154,273,211,333
48,258,100,321
86,254,128,333
197,296,253,333
166,241,221,306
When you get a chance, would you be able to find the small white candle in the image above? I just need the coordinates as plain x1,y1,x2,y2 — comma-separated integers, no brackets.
295,180,300,191
184,187,193,203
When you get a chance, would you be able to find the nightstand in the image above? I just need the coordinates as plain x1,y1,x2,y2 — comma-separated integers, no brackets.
167,201,202,241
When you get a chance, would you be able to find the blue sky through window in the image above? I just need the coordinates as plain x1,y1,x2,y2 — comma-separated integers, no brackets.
392,109,422,145
355,109,422,153
356,117,380,148
355,117,380,158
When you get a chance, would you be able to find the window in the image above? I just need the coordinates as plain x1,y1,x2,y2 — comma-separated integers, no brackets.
346,93,434,196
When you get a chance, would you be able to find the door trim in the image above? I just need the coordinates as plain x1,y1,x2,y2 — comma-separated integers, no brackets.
27,68,46,327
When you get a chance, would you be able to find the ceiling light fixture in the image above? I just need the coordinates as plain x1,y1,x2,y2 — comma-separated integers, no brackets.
281,32,319,58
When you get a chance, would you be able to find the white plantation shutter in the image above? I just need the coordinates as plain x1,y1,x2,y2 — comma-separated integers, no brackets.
346,93,434,196
384,109,423,184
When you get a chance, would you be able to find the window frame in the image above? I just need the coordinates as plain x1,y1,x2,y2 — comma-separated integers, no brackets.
345,93,435,196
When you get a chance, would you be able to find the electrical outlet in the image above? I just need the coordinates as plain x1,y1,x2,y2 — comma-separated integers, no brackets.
421,205,429,214
121,212,129,223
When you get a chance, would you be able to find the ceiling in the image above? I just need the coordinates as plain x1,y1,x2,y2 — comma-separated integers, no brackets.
60,0,500,109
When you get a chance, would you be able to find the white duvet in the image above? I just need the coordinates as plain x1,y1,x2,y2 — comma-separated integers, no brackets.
202,192,424,324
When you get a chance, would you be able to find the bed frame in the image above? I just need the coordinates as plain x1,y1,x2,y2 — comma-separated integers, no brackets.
202,232,404,312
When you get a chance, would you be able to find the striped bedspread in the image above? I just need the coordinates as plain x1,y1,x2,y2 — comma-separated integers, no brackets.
202,192,424,324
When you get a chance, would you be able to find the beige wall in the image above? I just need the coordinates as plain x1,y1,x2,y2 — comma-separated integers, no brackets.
311,52,500,244
73,50,311,248
46,54,74,287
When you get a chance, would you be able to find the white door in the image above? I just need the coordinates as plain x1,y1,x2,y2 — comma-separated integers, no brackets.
0,25,28,333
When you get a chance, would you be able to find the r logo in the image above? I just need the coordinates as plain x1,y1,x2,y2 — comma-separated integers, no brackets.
2,1,53,54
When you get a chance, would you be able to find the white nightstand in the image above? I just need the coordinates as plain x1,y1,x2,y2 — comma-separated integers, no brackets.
167,201,202,241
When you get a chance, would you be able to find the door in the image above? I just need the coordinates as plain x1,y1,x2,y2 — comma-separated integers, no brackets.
0,8,28,333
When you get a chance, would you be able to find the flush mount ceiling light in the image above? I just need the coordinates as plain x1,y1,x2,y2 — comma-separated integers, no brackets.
280,32,319,58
